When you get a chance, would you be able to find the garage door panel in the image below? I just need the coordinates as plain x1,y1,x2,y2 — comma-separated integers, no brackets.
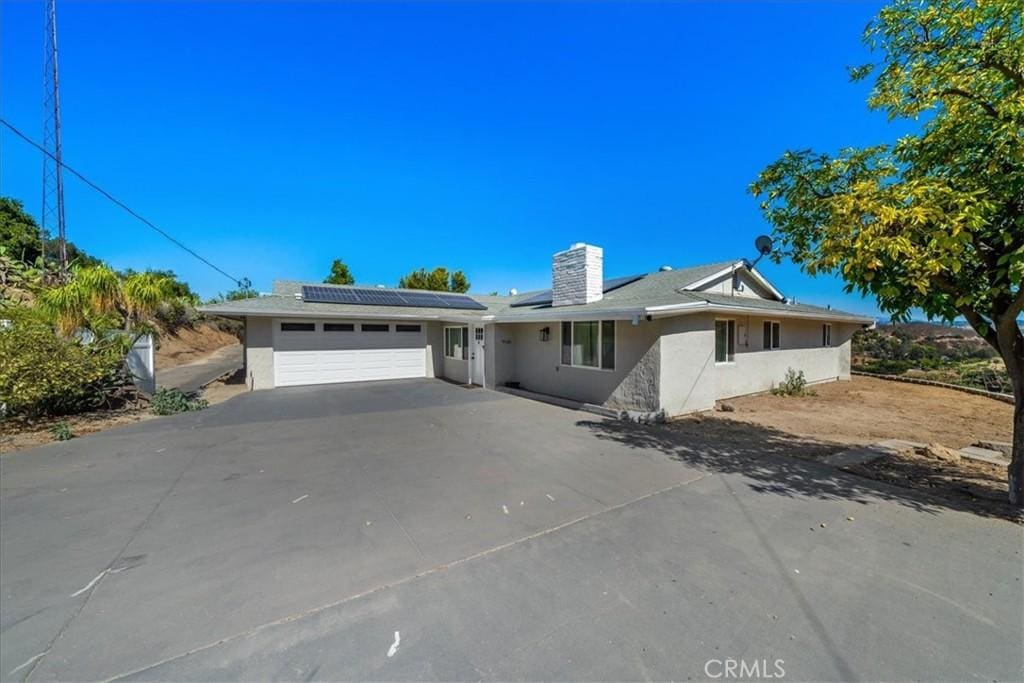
273,321,426,387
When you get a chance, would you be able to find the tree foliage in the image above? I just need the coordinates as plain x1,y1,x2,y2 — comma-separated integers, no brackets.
398,267,471,293
0,196,100,268
37,264,177,335
750,0,1024,503
324,259,355,285
0,305,131,418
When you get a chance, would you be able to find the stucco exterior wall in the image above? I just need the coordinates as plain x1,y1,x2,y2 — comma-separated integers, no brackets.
425,322,443,379
244,316,274,390
442,352,469,384
486,323,518,389
657,314,718,415
713,316,859,399
505,319,661,411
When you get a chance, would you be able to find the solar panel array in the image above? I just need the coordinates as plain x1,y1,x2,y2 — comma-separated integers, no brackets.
509,274,646,308
302,286,488,311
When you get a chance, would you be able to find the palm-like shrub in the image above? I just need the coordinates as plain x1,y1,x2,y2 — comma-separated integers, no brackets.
37,265,177,336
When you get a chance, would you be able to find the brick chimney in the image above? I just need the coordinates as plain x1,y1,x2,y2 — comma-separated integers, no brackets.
552,243,603,307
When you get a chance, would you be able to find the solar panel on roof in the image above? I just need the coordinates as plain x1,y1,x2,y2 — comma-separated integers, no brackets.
301,286,486,310
509,274,645,307
301,286,362,304
399,291,448,307
436,292,487,310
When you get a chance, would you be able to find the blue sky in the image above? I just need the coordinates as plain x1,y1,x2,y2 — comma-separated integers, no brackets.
2,0,908,315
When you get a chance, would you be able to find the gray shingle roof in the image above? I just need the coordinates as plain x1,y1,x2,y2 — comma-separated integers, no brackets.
199,261,873,323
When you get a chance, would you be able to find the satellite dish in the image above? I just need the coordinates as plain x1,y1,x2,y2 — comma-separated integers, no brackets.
750,235,774,267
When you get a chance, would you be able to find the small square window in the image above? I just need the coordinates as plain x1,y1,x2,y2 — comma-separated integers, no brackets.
281,322,315,332
362,323,389,332
324,323,354,332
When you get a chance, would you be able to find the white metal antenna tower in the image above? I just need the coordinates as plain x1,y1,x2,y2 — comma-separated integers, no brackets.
41,0,67,272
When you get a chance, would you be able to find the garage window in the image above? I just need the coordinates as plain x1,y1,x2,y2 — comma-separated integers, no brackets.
362,323,389,332
324,323,354,332
445,326,469,360
281,322,315,332
396,324,422,333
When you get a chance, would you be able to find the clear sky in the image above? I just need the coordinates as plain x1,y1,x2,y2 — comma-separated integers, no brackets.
2,0,910,316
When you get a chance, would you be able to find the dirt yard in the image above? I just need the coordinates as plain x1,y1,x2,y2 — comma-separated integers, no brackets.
156,323,240,369
711,375,1011,448
1,409,155,454
693,376,1016,520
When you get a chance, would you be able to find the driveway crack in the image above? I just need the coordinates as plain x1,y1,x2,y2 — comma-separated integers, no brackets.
20,443,212,682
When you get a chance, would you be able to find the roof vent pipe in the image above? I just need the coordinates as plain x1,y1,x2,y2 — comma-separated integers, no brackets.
294,292,302,300
659,265,673,272
509,288,518,296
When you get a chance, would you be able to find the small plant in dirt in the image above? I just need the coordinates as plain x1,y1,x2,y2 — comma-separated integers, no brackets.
50,421,74,441
150,388,208,416
771,368,815,397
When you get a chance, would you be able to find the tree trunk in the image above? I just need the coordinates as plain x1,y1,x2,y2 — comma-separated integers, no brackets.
1001,328,1024,507
1010,389,1024,507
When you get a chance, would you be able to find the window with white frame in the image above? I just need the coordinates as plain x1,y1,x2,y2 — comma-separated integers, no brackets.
762,321,781,349
560,320,615,370
822,323,832,347
715,319,735,363
445,326,469,360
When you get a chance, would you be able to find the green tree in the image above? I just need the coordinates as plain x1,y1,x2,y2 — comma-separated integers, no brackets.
0,197,41,263
37,264,177,335
750,0,1024,504
0,196,101,269
398,267,471,293
324,259,355,285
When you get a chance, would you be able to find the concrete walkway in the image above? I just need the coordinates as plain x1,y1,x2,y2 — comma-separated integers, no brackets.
156,344,242,394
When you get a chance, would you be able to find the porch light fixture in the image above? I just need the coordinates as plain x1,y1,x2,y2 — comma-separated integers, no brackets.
539,326,551,342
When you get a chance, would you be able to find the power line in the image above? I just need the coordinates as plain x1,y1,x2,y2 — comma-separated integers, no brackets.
1,117,248,287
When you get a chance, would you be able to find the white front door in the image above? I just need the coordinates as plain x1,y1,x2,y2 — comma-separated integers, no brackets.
469,325,485,386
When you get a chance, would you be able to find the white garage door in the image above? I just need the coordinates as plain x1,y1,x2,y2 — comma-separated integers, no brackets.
273,320,427,387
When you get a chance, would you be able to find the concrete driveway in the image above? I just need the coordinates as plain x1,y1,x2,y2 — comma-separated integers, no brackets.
1,380,1020,682
156,344,243,394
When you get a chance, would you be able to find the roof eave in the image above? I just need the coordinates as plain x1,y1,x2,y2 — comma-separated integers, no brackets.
645,301,874,324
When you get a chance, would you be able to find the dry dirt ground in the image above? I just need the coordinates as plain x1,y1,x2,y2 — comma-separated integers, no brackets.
0,408,155,454
156,323,240,369
200,367,249,405
710,375,1011,447
683,376,1016,520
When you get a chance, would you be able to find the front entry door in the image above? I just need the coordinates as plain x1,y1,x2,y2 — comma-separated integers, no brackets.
470,325,485,386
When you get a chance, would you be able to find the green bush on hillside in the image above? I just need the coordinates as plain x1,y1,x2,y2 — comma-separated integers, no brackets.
150,388,208,416
0,308,130,418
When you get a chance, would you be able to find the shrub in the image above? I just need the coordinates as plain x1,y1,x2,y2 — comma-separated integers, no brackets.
153,299,194,332
50,421,74,441
771,368,815,397
0,307,131,418
150,388,208,415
